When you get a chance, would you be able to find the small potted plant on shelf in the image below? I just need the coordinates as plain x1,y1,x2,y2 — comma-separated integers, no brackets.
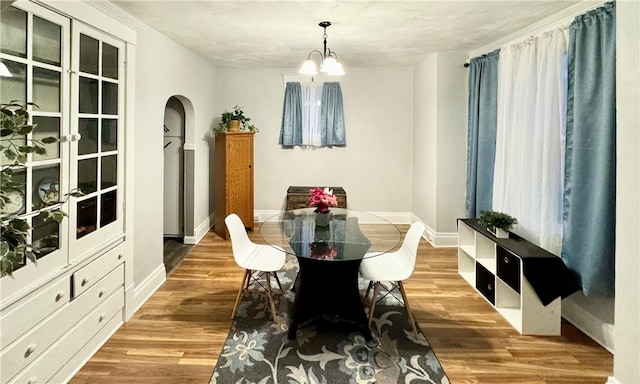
213,105,257,135
477,210,518,238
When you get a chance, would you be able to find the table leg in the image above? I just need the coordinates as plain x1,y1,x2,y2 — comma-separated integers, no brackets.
289,257,372,341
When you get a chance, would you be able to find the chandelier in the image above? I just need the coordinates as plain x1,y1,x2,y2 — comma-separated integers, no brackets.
299,21,345,76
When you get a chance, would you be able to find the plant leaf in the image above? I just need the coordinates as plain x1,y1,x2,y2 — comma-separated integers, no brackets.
25,251,37,264
41,136,58,144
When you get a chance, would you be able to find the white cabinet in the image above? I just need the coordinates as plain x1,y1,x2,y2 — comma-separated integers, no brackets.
457,219,577,335
0,1,133,382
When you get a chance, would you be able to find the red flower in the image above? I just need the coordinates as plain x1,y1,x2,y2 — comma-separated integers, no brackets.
309,187,338,213
310,242,338,260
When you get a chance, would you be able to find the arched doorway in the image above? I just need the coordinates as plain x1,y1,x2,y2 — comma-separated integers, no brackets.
163,96,196,273
163,97,185,238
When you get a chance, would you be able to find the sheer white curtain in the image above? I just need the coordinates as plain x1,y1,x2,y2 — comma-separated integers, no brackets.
493,29,567,254
300,83,323,146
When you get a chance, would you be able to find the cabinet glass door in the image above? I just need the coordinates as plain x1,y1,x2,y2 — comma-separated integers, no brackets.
69,24,125,259
0,2,70,295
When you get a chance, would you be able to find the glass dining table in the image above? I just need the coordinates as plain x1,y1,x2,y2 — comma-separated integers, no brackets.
260,208,402,340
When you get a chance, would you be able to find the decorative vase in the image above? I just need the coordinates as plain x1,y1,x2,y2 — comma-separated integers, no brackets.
227,120,240,132
315,211,330,227
488,226,509,238
314,226,330,241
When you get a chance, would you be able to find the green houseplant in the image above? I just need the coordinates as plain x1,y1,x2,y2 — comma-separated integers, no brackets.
0,102,81,277
477,210,518,238
213,105,257,135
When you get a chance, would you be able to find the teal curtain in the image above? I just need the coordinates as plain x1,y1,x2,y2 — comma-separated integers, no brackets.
279,82,302,146
320,82,346,146
562,2,616,297
466,50,500,218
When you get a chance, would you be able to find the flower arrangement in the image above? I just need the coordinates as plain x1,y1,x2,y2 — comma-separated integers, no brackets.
309,187,338,213
310,242,338,260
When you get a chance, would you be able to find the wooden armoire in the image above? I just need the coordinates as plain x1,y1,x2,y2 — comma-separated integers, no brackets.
214,132,255,239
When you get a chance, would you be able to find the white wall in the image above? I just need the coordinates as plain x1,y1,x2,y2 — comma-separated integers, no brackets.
435,52,468,234
132,24,218,289
613,1,640,382
412,55,438,231
412,52,467,244
215,67,414,214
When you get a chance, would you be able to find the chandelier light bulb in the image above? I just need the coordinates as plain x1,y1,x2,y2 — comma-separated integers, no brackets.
332,61,345,76
320,56,337,74
300,58,318,75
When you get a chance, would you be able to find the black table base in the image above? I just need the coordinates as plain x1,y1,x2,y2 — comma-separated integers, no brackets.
288,257,372,341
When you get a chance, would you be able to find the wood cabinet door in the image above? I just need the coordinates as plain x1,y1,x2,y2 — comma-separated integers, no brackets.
226,134,254,229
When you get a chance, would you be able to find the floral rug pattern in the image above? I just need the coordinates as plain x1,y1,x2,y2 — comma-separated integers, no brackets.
210,256,449,384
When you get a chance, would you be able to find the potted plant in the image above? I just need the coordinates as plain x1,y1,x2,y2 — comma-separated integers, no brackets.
213,105,257,135
1,102,81,277
477,210,518,238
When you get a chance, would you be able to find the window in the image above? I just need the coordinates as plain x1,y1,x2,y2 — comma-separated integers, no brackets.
279,81,346,147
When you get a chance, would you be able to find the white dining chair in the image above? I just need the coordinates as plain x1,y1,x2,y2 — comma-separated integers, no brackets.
359,221,426,335
225,213,286,321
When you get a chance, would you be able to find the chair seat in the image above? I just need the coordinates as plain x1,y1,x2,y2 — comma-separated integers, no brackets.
239,245,286,272
360,252,413,282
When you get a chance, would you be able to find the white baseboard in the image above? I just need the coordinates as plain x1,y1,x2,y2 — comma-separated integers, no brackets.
185,212,215,245
129,264,166,315
562,297,615,353
431,231,458,247
606,377,623,384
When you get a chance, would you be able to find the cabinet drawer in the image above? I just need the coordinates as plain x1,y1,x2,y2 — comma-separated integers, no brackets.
0,264,124,383
497,247,521,293
0,278,69,349
72,244,124,298
8,288,124,384
476,263,495,305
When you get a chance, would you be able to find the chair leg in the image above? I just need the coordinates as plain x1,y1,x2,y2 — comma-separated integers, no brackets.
273,271,284,293
231,269,251,319
398,281,418,335
364,281,374,304
265,272,278,321
368,282,380,327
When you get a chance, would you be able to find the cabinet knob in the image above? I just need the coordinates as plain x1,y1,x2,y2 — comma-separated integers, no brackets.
25,344,37,357
98,289,106,298
27,378,37,384
504,257,509,264
55,292,65,302
118,253,124,260
99,313,106,322
487,283,493,291
81,276,89,286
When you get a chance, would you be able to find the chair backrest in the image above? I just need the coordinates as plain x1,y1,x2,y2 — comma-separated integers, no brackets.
398,222,426,269
224,213,256,265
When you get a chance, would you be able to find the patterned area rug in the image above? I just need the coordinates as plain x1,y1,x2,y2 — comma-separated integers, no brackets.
210,256,449,384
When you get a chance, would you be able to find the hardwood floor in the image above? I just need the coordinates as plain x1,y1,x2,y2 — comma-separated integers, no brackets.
163,237,194,275
72,227,613,383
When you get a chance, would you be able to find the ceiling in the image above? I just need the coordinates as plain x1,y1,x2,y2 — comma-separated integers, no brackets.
111,1,583,68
